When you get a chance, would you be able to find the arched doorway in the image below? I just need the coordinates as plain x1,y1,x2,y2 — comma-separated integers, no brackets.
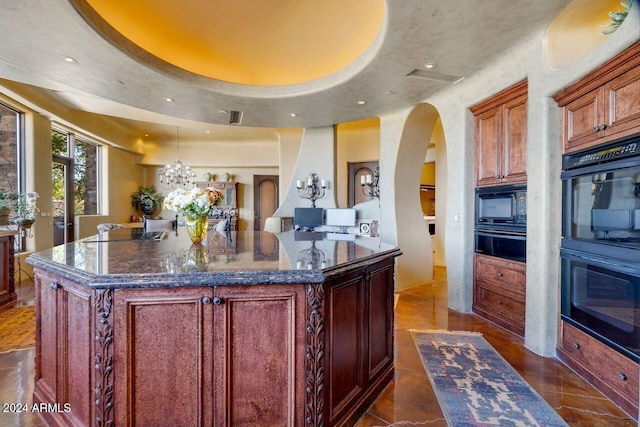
389,103,448,288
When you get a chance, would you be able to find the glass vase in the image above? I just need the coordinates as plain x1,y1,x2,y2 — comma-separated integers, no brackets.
185,215,208,244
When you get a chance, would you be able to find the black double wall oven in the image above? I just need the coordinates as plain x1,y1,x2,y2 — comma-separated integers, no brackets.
561,137,640,362
474,184,527,262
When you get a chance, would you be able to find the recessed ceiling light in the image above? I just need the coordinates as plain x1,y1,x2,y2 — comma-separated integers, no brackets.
384,90,394,95
424,63,437,69
357,100,366,105
206,130,211,134
112,80,124,85
144,134,149,137
290,113,298,117
164,97,175,102
60,55,77,63
218,109,228,115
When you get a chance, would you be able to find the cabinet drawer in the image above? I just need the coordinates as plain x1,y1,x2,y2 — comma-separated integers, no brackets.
475,254,525,290
561,322,639,403
475,280,525,325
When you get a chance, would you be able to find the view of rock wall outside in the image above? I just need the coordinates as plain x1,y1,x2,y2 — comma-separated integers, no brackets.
0,103,18,196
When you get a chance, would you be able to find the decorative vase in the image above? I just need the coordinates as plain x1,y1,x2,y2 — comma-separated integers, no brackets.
185,215,209,244
183,243,209,271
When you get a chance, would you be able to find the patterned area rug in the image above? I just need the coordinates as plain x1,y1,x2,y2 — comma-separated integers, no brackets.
411,330,568,426
0,305,35,353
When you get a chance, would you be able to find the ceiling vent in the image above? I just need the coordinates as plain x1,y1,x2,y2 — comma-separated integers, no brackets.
229,110,243,125
406,69,464,84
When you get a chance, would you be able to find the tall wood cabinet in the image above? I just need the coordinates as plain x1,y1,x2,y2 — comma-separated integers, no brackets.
471,80,528,187
553,41,640,154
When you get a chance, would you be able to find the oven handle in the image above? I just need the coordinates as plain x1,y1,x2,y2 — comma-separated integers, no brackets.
475,230,526,240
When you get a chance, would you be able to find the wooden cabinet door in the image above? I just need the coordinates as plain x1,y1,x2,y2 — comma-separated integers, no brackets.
563,87,605,152
501,93,527,185
34,273,60,406
326,270,366,424
604,65,640,141
113,287,214,427
213,284,306,427
474,107,502,187
34,273,93,426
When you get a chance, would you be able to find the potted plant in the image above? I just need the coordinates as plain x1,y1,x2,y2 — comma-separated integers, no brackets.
11,192,39,228
0,189,11,226
131,185,163,217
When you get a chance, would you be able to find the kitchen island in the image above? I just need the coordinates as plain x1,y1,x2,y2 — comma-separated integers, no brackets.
26,229,401,427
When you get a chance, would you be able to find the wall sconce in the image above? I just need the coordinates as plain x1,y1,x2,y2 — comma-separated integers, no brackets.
296,173,327,207
361,167,380,198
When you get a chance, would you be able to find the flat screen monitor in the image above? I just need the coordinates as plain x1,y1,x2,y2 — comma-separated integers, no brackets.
294,207,324,231
325,208,356,233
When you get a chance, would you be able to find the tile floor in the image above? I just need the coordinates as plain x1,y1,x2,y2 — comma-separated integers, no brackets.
0,268,637,426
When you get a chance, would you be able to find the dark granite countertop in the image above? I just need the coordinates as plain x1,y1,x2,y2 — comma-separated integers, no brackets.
26,229,401,289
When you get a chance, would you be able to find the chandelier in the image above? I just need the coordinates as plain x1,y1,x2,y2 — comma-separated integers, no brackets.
158,127,197,190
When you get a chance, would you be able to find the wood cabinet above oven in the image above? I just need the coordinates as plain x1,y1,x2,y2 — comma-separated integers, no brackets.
553,41,640,154
471,80,528,187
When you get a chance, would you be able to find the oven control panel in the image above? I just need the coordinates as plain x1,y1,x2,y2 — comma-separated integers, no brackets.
563,141,639,170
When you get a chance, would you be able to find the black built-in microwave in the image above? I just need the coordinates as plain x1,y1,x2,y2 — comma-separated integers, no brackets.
475,184,527,232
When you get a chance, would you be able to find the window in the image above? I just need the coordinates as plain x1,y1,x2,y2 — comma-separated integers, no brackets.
52,128,101,217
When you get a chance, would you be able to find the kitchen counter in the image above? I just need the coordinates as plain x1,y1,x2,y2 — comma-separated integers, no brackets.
26,229,401,426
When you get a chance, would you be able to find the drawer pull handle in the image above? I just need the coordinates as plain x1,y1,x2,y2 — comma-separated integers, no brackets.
573,343,580,350
202,296,212,305
618,373,627,381
213,297,223,305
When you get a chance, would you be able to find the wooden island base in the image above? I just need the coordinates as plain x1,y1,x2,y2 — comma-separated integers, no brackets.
29,230,400,426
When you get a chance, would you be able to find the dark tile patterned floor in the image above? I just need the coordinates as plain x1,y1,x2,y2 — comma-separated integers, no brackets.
0,270,636,426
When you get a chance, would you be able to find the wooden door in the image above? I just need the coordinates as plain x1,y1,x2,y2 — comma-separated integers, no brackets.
254,175,278,231
501,93,528,185
348,161,378,207
474,107,502,187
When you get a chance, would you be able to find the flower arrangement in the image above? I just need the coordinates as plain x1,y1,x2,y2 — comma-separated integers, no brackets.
163,187,224,218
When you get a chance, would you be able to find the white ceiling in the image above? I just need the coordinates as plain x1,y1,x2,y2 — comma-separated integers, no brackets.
0,0,571,144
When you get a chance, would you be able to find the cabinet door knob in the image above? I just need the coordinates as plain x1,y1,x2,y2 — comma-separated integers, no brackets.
213,297,223,305
202,296,211,305
497,272,503,277
599,124,607,131
497,300,503,305
50,282,60,290
573,343,580,350
618,373,627,381
593,126,600,132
